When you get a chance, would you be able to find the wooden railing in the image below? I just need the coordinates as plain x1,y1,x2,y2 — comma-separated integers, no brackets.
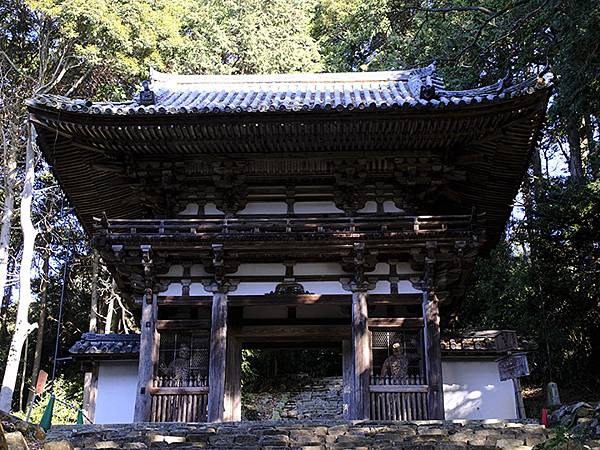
94,212,482,238
149,375,208,422
369,374,428,420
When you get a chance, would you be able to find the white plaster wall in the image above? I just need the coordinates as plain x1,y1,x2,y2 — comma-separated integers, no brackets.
239,202,288,215
383,200,404,213
398,280,420,294
233,264,286,276
294,201,343,214
178,203,200,215
294,263,343,276
204,203,224,215
442,360,517,420
95,361,138,424
357,201,378,213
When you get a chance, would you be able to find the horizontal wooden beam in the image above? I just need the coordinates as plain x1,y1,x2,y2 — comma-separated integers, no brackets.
368,318,424,328
233,324,350,341
155,319,210,330
369,384,428,393
155,294,422,307
148,386,209,395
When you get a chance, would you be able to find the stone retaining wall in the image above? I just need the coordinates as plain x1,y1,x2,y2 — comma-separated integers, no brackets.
243,376,343,420
47,419,549,450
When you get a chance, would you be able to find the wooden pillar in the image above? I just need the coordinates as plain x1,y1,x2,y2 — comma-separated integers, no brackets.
351,290,371,420
342,339,353,419
208,290,228,422
82,364,98,423
133,292,158,422
424,291,444,419
224,334,241,422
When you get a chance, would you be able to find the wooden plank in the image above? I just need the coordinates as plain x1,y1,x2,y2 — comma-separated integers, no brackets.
369,384,429,393
207,292,228,422
224,334,241,421
133,293,157,422
424,291,445,419
351,291,370,420
367,318,424,328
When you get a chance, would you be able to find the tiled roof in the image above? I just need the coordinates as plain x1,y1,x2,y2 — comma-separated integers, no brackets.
28,63,545,115
69,333,140,357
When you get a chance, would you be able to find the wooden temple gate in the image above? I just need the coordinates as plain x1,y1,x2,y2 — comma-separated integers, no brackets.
28,65,550,424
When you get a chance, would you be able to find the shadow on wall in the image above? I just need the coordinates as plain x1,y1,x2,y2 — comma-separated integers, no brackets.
444,383,484,419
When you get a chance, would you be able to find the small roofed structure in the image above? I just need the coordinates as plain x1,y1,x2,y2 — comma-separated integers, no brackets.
30,63,549,424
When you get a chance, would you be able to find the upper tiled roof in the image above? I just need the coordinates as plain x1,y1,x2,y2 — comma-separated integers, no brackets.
28,63,545,115
69,333,140,357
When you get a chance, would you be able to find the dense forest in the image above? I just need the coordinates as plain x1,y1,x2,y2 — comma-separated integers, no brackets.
0,0,598,419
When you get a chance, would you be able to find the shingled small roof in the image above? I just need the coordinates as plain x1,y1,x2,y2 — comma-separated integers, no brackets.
69,333,140,358
28,63,543,115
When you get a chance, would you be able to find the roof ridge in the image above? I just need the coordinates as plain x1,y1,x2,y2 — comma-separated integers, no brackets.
149,64,439,88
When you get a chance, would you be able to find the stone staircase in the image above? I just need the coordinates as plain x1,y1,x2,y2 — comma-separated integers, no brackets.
46,420,549,450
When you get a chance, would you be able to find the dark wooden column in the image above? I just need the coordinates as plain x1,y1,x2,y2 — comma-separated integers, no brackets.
424,290,444,419
351,290,371,420
204,279,238,423
224,334,241,421
134,245,157,422
342,339,352,419
133,292,158,422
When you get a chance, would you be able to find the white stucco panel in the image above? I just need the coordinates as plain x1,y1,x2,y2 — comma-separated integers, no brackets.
294,201,343,214
442,360,517,420
357,201,378,213
178,203,200,215
95,361,138,424
239,202,288,215
294,263,344,276
159,282,182,297
233,264,286,276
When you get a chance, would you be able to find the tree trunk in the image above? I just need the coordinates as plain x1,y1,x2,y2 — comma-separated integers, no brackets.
567,118,584,180
0,128,38,412
27,251,49,408
104,282,116,334
89,251,99,333
0,137,17,306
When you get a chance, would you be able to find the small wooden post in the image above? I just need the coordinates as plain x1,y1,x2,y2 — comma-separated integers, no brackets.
207,289,229,422
133,292,158,422
82,364,98,423
424,291,444,419
351,290,371,420
224,334,241,421
342,339,353,419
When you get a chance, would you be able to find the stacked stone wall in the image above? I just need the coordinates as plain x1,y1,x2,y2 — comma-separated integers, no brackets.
47,419,551,450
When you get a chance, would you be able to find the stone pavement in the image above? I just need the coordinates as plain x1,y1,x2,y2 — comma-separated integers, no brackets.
46,419,550,450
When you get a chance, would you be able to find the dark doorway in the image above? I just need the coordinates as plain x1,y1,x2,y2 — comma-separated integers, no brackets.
241,343,343,420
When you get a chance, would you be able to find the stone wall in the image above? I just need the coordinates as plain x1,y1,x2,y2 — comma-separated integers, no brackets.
243,375,343,421
47,419,550,450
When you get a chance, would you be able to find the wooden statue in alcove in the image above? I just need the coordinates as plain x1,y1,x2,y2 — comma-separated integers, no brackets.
380,341,409,379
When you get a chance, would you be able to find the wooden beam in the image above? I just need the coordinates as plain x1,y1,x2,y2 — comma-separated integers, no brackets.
133,293,157,422
155,293,422,307
424,291,445,419
368,318,424,328
351,291,371,420
155,319,211,330
369,384,428,393
234,324,349,341
207,291,228,422
224,334,241,422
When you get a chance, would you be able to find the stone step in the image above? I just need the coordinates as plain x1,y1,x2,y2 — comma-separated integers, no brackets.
46,419,549,450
